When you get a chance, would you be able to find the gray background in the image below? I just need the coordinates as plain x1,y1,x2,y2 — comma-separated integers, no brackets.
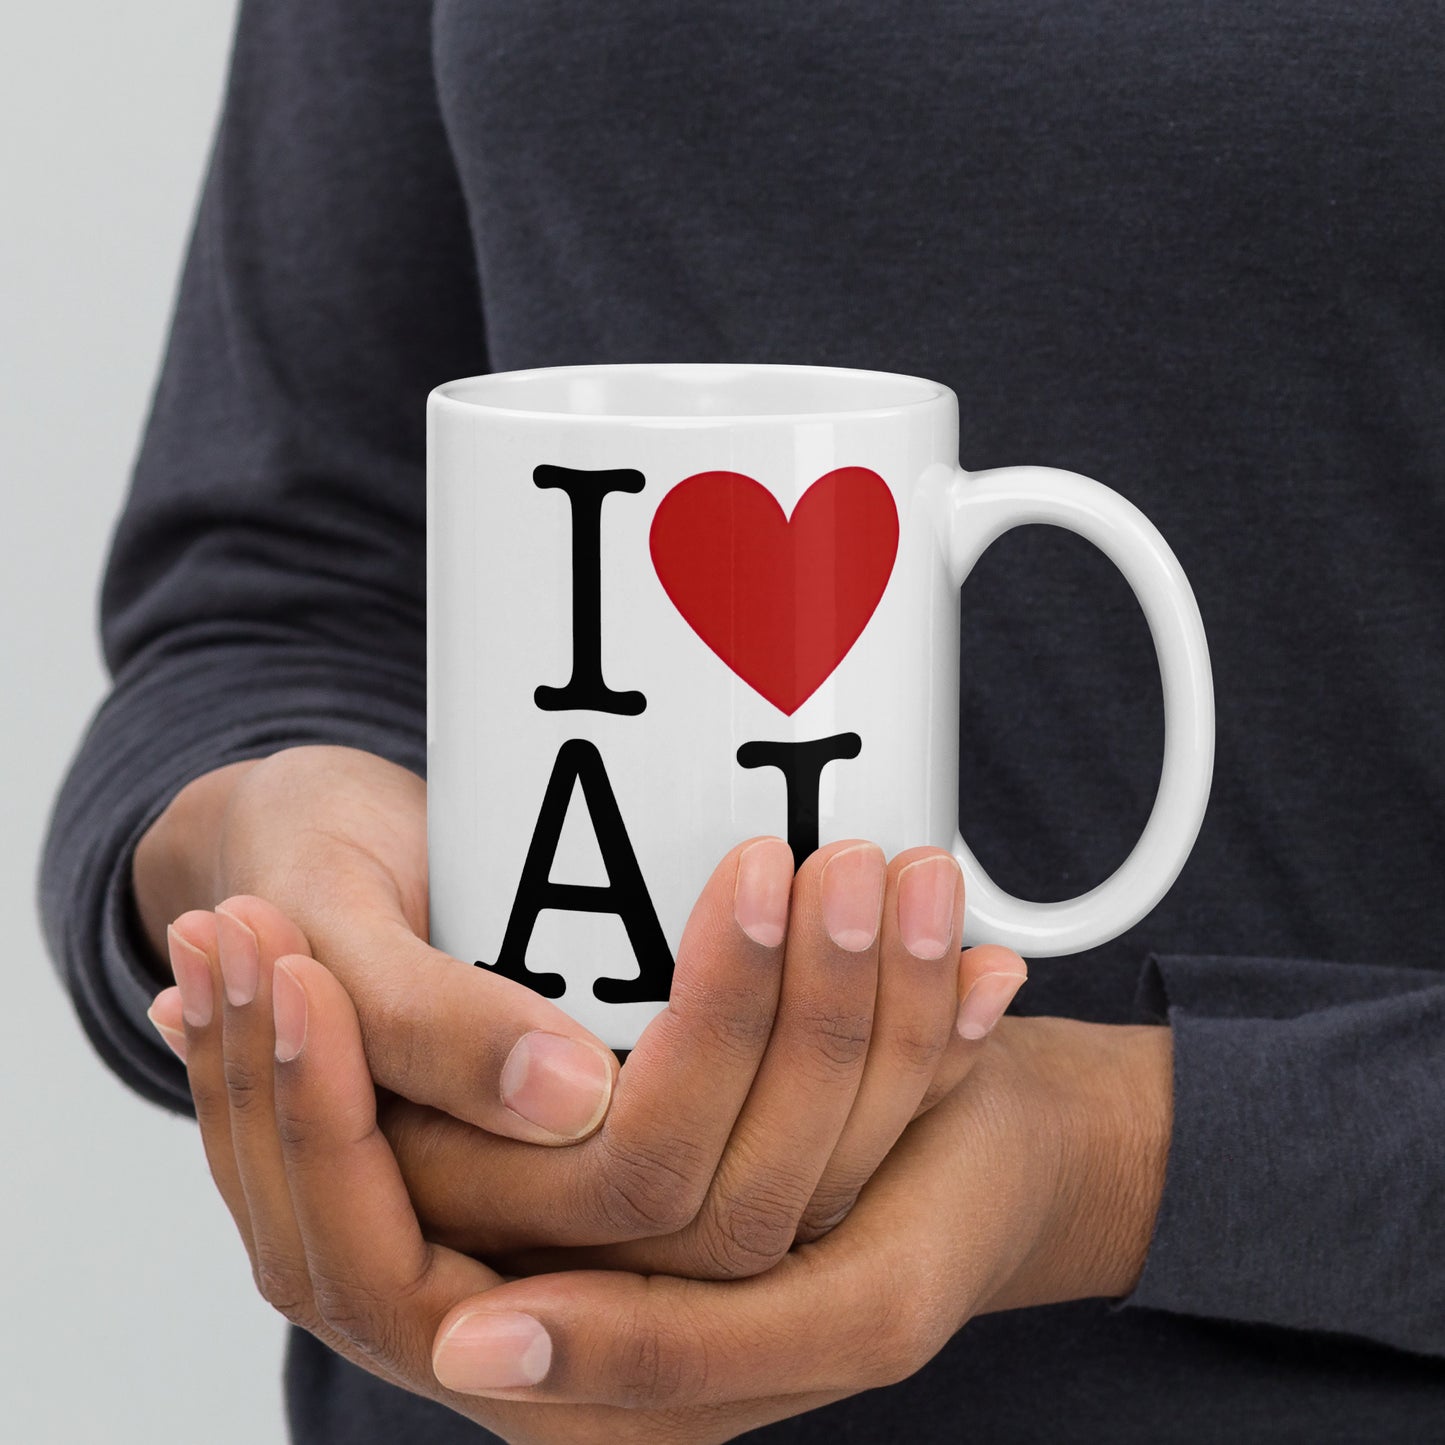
1,5,287,1441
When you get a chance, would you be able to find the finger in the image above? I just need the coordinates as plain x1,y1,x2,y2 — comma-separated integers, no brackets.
911,944,1028,1117
427,1247,906,1408
955,945,1030,1042
146,984,187,1063
795,848,962,1241
161,911,372,1379
427,1080,988,1411
304,897,619,1147
270,952,505,1385
216,894,313,1007
212,898,323,1326
384,838,793,1253
675,839,884,1276
163,912,256,1255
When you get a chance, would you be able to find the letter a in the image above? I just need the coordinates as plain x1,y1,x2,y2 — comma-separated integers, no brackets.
476,739,674,1003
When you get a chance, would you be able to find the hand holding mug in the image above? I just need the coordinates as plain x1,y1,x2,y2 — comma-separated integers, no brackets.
147,828,1027,1279
133,744,622,1146
380,837,1027,1276
144,907,1166,1445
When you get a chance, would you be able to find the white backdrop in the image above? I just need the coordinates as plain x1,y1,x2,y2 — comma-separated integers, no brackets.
0,5,287,1441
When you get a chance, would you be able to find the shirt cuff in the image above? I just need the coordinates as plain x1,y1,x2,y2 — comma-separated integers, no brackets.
39,643,427,1117
1114,951,1445,1358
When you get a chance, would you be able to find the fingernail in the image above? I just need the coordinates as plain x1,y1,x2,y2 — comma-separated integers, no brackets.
433,1310,552,1392
957,972,1026,1040
896,856,962,960
147,989,188,1063
215,906,260,1007
733,837,792,947
272,961,308,1062
501,1032,614,1139
168,925,214,1028
820,843,885,952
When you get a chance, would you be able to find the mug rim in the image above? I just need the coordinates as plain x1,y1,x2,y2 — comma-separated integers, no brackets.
429,362,950,424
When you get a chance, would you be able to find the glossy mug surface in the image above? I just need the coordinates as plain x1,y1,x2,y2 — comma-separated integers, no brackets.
427,363,1214,1049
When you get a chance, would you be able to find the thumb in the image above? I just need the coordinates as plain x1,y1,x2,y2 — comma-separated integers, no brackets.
428,1259,872,1408
292,901,620,1147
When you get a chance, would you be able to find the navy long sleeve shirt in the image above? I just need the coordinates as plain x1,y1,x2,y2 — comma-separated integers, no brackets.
40,2,1445,1440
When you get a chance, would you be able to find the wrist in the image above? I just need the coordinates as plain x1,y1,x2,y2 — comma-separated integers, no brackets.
131,759,259,964
981,1016,1173,1312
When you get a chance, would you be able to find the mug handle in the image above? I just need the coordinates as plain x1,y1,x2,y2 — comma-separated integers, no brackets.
941,464,1215,956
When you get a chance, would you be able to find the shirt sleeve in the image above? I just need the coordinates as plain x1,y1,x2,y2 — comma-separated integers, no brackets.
1118,952,1445,1359
37,0,485,1116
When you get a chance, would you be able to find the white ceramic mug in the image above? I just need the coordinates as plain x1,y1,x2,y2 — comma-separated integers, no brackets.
428,363,1214,1049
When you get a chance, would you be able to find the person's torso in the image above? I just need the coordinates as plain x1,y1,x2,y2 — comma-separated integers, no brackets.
342,6,1445,1439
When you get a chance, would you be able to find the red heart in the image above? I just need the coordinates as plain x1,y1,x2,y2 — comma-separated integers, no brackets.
649,467,899,715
